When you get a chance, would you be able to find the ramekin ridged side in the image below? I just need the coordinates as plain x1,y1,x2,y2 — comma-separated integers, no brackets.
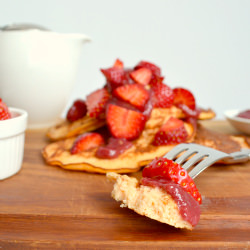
0,107,28,180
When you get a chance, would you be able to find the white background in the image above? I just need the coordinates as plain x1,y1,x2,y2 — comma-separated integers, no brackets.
0,0,249,118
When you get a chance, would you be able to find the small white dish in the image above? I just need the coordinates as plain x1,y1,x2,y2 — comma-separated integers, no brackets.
0,107,28,180
224,109,250,135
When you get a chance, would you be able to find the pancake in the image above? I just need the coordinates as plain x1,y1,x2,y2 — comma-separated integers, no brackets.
46,115,106,141
42,106,248,174
42,107,195,173
193,123,250,153
46,106,215,141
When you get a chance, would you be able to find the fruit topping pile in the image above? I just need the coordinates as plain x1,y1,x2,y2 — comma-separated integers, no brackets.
0,98,11,121
66,59,199,158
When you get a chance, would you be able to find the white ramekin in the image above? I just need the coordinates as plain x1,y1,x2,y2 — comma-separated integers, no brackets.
224,109,250,135
0,107,28,180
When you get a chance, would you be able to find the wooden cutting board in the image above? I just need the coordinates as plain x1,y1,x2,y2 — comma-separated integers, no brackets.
0,120,250,249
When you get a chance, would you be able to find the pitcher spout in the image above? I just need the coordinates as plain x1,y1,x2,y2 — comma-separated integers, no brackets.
66,33,91,43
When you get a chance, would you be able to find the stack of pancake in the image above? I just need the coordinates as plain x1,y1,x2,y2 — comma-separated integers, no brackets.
42,105,249,174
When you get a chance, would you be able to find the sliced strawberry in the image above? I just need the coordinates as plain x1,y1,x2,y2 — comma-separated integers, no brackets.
142,157,202,204
106,104,147,140
71,132,104,154
173,88,196,110
101,67,125,86
149,74,164,87
86,88,110,118
134,61,161,77
152,117,188,146
113,58,124,69
101,68,134,92
0,98,11,120
113,84,150,111
130,67,152,85
151,82,174,108
66,99,87,122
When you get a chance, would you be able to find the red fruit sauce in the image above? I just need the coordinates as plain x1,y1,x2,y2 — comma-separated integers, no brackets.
141,177,200,227
237,109,250,119
96,137,133,159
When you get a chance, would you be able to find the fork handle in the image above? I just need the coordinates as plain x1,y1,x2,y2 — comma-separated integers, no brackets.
223,149,250,164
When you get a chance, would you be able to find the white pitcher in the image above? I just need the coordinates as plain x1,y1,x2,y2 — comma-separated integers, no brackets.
0,23,90,128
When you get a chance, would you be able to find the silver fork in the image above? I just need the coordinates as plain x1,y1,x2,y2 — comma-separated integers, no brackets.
164,143,250,179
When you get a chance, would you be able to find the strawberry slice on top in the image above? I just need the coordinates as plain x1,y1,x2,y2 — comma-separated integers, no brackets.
134,60,161,77
106,103,147,140
173,87,196,110
113,58,124,69
151,82,174,108
101,67,125,86
149,74,165,87
152,117,188,146
101,59,133,91
66,99,87,122
142,157,202,204
71,132,105,154
86,88,110,118
130,67,152,85
113,83,150,111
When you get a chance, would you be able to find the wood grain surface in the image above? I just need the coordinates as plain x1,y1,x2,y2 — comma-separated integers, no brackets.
0,120,250,249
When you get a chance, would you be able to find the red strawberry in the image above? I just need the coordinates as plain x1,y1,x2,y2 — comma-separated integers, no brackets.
149,74,164,87
101,68,134,92
106,104,147,140
134,61,161,77
101,67,125,86
0,98,11,120
86,88,110,118
142,157,202,204
113,58,124,69
71,132,104,154
113,84,150,111
152,117,188,146
173,88,196,110
66,99,87,122
151,82,174,108
130,67,152,85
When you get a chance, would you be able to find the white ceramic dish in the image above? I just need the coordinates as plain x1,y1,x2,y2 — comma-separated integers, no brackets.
0,107,28,180
224,109,250,135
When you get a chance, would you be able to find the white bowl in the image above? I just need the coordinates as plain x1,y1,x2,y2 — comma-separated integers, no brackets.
224,109,250,135
0,107,28,180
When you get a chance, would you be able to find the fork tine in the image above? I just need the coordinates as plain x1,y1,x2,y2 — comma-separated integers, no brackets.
175,150,199,165
164,143,250,180
188,158,216,179
164,143,189,160
182,152,209,170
